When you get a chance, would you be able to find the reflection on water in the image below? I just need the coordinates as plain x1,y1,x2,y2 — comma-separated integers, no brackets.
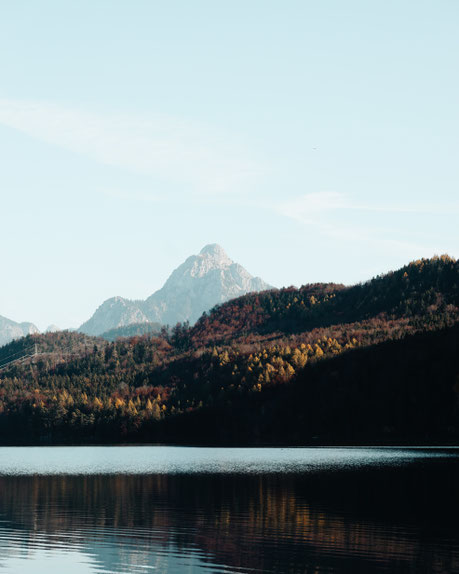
0,448,458,573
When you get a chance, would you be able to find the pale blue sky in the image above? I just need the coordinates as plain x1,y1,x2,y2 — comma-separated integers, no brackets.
0,0,458,330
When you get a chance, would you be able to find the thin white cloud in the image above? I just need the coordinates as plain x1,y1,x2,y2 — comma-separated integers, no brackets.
278,191,459,223
274,191,458,256
0,99,264,195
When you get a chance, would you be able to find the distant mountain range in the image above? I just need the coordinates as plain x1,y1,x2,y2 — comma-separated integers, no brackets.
0,315,38,347
79,244,271,336
0,244,271,347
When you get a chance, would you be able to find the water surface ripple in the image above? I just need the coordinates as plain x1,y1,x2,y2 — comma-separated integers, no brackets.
0,447,457,573
0,445,454,475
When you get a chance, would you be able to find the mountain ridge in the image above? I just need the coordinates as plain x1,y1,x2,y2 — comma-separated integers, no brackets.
79,244,272,335
0,315,39,347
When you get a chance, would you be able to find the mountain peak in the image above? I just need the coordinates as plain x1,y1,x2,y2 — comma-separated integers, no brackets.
198,243,234,270
79,245,272,334
199,243,231,261
200,243,223,254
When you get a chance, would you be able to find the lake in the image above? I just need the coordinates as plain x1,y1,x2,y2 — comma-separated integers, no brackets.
0,446,457,573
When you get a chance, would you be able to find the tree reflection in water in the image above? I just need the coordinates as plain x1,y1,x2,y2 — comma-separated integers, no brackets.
0,459,458,573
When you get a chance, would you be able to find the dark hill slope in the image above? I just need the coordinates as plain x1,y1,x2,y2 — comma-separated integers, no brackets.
160,323,459,445
191,256,458,345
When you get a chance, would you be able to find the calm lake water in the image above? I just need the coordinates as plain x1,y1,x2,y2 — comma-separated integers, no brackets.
0,447,458,573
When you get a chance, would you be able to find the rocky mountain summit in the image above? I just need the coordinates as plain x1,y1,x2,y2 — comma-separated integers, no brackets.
0,315,39,347
80,297,150,337
79,244,271,336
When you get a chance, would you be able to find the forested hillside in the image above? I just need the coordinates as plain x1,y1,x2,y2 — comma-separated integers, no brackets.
191,254,458,344
0,255,457,445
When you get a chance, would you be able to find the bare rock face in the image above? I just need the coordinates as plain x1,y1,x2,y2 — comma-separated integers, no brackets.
143,244,271,325
79,244,271,335
0,315,39,347
79,296,151,337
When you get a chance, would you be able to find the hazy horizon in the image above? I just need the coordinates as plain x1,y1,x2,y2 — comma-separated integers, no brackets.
1,1,457,330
